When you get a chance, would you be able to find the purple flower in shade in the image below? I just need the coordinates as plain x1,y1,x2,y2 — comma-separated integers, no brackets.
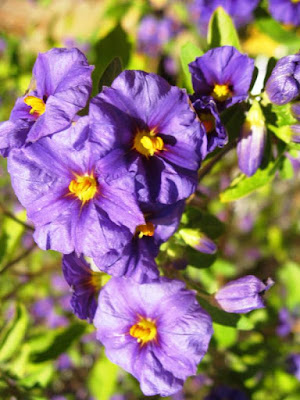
179,228,217,254
94,278,213,397
189,46,254,111
214,275,274,314
189,0,260,35
137,15,180,57
56,353,72,370
269,0,300,27
291,101,300,120
0,37,6,53
237,100,266,177
191,96,227,153
0,48,94,157
32,298,54,319
62,253,103,322
277,307,300,337
93,200,185,283
266,53,300,106
286,354,300,381
290,124,300,143
90,70,206,204
7,117,144,258
204,385,249,400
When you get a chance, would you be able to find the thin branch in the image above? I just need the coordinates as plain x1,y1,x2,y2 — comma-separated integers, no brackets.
198,139,237,182
0,242,37,275
0,203,34,231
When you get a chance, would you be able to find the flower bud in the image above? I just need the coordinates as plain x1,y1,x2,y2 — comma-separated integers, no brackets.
179,228,217,254
214,275,274,314
237,101,266,177
266,53,300,105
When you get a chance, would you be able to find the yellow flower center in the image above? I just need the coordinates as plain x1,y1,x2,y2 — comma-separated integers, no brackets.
89,271,102,291
199,113,216,133
24,96,46,117
68,173,98,204
133,129,164,158
291,0,300,4
135,221,155,238
211,84,232,102
129,316,157,346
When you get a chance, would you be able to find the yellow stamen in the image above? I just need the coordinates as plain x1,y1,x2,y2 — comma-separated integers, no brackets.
24,96,46,117
68,173,98,204
133,129,164,158
291,0,300,4
89,272,102,291
136,222,155,238
129,316,157,346
211,84,232,102
200,113,215,133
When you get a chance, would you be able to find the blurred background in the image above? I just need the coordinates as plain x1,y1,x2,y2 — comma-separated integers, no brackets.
0,0,299,399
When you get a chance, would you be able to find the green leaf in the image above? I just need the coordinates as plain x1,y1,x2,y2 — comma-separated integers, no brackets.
197,296,240,327
0,304,29,363
186,247,217,269
213,323,237,349
92,24,131,96
180,42,203,93
255,17,300,48
88,350,118,400
0,211,27,268
98,56,122,92
31,323,87,363
271,103,297,128
279,157,294,180
220,159,281,203
278,262,300,310
207,7,240,50
183,207,225,239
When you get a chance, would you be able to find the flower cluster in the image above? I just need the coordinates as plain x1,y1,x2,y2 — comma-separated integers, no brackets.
0,47,273,397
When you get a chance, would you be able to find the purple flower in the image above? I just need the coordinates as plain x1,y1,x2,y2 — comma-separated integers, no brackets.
237,101,266,176
191,96,227,153
7,117,144,258
93,201,185,283
214,275,274,314
190,0,259,35
269,0,300,26
90,70,206,204
266,53,300,105
62,253,103,322
0,48,94,157
286,354,300,381
94,278,213,397
204,385,249,400
189,46,254,111
137,15,180,57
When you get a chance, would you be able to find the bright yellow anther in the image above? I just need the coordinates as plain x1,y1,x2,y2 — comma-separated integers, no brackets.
24,96,46,117
68,173,98,204
133,129,164,158
291,0,300,4
136,222,155,238
211,84,232,102
200,113,216,133
129,316,157,346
